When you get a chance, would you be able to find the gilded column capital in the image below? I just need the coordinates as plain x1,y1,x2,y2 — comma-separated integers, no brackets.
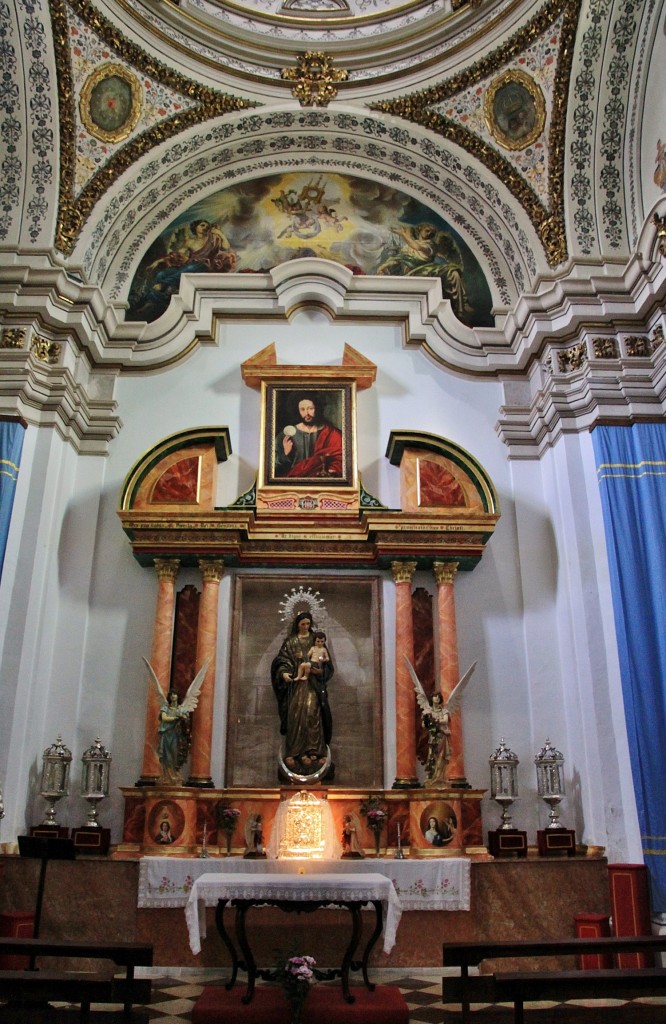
154,558,180,582
391,560,417,585
433,561,459,586
198,558,225,584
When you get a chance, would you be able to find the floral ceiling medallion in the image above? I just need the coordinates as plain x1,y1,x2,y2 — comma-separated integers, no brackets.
79,63,142,143
484,69,545,153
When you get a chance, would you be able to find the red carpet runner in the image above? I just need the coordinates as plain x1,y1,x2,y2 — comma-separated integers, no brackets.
192,984,409,1023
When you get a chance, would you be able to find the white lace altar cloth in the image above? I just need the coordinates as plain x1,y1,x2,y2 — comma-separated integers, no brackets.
140,856,470,913
184,871,402,954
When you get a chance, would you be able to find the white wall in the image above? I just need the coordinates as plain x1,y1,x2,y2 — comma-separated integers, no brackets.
0,310,640,860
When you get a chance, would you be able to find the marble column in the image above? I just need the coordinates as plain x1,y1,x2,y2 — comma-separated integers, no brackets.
392,560,420,789
433,561,467,786
187,559,224,788
137,558,180,786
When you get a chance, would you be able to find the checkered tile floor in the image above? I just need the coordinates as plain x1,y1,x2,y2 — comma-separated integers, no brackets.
138,969,666,1023
5,969,666,1023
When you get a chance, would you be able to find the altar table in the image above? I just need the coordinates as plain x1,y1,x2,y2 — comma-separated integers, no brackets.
140,855,470,912
185,871,402,1003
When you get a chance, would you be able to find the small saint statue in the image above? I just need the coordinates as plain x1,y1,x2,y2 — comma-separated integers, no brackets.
143,657,209,785
406,657,476,787
244,813,267,858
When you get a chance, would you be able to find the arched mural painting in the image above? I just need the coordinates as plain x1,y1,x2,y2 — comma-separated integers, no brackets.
126,173,495,327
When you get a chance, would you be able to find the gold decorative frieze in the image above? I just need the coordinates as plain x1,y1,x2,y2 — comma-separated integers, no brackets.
592,337,619,359
281,51,348,107
624,335,652,357
557,343,586,373
370,0,582,268
0,328,26,349
30,335,61,364
50,0,258,255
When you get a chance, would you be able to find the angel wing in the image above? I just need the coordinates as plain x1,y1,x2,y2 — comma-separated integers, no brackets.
444,661,477,715
179,658,211,714
143,657,167,704
403,655,434,716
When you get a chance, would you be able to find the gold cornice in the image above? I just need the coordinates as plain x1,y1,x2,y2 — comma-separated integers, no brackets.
369,0,581,268
50,0,258,256
210,0,445,30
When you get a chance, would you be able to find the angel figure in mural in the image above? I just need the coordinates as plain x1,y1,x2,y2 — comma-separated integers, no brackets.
377,222,472,320
143,657,210,785
405,656,476,786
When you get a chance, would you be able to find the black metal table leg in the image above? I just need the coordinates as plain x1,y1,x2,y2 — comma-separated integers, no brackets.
339,901,363,1003
234,901,257,1005
214,899,241,991
359,900,382,991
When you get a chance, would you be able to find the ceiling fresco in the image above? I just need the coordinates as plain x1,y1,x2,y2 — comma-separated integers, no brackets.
126,171,494,327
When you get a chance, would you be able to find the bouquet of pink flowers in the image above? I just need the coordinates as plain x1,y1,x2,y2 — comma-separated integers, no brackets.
217,805,240,834
360,796,387,834
275,953,316,1024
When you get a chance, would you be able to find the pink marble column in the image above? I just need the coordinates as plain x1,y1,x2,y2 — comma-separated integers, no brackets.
137,558,180,786
433,561,466,786
187,559,224,787
391,560,419,788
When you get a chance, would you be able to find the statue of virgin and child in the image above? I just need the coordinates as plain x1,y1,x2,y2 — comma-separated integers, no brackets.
271,611,334,777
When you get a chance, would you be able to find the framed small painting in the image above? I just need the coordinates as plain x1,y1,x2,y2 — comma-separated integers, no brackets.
484,69,545,151
262,382,355,487
80,63,142,144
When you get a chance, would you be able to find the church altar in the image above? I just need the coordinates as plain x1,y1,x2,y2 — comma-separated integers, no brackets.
185,871,402,955
138,855,471,912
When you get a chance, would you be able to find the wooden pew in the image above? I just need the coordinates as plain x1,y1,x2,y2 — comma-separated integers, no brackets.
0,937,153,1023
442,935,666,1023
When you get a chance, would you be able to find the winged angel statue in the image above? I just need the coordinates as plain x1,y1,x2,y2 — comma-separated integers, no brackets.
404,657,476,786
143,658,209,785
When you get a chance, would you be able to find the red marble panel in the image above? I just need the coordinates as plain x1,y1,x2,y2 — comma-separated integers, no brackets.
412,587,435,767
171,585,200,697
151,456,200,504
122,794,146,844
418,459,465,507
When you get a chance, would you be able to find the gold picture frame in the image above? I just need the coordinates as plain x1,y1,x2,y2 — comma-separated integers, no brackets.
484,68,545,152
79,63,142,144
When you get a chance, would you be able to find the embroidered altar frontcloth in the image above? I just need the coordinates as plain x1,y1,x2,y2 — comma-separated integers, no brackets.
184,871,402,954
140,855,470,912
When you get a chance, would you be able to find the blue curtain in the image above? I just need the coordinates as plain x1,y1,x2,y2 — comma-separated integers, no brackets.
0,420,25,579
593,422,666,911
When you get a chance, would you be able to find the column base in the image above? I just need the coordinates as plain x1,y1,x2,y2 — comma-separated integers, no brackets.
186,776,215,789
135,776,159,787
392,777,420,789
447,776,471,789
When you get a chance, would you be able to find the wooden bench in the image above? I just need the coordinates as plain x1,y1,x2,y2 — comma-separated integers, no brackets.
0,938,153,1023
442,935,666,1023
494,966,666,1023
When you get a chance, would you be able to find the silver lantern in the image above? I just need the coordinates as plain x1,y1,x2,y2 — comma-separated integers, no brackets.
80,737,111,828
40,735,72,825
489,738,519,830
534,738,566,828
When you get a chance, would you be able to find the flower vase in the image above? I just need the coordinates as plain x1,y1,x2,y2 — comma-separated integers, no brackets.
289,1000,304,1024
225,831,233,856
373,829,382,857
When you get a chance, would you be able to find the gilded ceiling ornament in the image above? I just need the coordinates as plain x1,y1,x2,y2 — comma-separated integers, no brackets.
31,336,61,364
79,63,142,144
653,213,666,259
281,51,348,107
50,0,257,256
370,0,582,268
0,329,26,349
484,70,545,152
